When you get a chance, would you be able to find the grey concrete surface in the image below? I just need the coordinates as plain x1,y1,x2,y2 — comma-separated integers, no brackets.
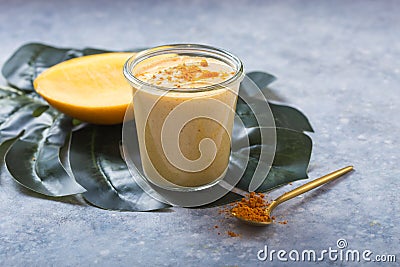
0,0,399,266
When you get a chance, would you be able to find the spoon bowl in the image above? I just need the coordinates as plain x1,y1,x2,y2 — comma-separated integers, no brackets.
232,166,354,226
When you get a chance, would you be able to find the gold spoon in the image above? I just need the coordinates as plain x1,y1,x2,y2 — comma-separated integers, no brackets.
232,166,354,226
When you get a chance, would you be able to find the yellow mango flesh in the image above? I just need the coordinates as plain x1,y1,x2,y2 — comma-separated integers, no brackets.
33,52,136,124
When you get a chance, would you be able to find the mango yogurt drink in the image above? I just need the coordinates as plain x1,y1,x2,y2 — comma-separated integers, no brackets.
124,45,244,190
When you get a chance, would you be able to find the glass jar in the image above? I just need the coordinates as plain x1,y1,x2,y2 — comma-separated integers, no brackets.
124,44,244,191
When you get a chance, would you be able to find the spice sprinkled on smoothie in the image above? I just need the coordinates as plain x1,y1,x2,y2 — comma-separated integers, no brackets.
135,56,234,88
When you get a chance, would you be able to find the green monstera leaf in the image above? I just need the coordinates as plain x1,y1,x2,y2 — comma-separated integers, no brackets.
0,86,86,196
69,124,170,211
0,43,313,211
0,85,170,211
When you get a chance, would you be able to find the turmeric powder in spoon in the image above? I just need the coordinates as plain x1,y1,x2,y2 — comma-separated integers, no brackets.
230,192,274,223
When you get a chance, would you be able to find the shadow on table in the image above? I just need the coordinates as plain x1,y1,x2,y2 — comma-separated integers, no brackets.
11,178,88,206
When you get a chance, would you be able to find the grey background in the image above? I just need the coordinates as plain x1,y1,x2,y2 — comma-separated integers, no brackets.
0,0,399,266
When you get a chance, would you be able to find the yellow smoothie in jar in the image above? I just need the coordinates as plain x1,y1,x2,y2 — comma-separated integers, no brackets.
124,46,244,190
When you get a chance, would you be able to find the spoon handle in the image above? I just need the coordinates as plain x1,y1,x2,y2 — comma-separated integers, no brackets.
273,166,354,206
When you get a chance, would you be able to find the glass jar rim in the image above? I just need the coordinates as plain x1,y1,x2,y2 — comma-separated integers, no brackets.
123,44,244,93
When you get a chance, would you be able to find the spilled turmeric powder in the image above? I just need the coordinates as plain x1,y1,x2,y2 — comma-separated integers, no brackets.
227,231,240,237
